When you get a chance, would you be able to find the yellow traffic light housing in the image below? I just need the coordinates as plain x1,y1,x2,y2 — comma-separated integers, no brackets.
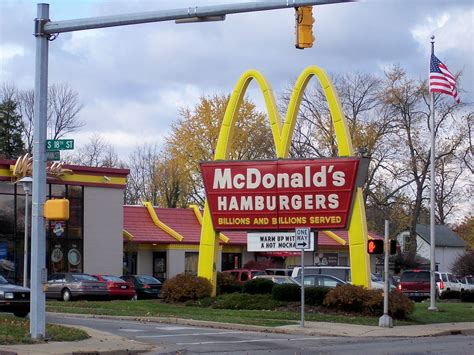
44,199,70,221
295,6,315,49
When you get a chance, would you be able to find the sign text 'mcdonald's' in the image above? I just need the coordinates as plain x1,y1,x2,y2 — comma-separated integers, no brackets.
200,158,364,231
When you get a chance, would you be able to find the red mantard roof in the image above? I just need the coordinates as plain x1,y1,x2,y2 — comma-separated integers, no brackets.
123,205,383,248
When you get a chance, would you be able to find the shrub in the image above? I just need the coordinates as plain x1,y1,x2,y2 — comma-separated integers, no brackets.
161,273,212,303
440,290,461,300
305,286,330,306
323,284,383,315
460,290,474,303
216,272,242,295
272,284,300,302
388,290,415,319
242,278,274,294
212,293,283,310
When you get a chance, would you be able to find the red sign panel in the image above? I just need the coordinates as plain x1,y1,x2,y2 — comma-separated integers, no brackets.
201,158,361,231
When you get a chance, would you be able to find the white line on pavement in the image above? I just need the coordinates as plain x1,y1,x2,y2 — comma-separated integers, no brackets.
136,331,246,338
176,337,327,345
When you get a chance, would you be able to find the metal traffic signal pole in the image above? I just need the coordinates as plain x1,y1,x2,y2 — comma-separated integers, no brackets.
378,220,393,328
32,0,353,339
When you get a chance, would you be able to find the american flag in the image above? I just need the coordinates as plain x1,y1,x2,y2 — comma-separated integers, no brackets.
429,54,460,103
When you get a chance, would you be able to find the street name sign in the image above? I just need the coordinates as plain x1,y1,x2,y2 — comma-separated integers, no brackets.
46,139,74,151
295,227,311,250
46,150,60,161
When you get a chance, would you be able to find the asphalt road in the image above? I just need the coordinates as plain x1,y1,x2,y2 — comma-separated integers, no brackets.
47,314,474,354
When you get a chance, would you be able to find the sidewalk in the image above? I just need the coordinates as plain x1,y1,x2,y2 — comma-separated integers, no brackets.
1,314,473,355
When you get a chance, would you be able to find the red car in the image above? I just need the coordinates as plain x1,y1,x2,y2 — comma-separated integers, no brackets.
93,275,136,300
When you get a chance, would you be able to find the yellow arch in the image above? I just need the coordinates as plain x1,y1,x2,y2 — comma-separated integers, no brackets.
198,66,371,295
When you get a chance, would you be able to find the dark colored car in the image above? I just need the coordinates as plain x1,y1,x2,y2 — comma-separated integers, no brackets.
398,269,440,301
0,275,30,317
93,274,136,300
120,275,162,299
45,273,109,301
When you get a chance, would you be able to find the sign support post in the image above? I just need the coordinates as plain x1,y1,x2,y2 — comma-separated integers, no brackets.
378,220,393,328
295,227,311,328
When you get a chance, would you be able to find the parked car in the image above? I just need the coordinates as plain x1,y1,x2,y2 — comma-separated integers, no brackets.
291,266,351,283
398,269,441,301
265,268,293,276
437,272,462,295
0,275,30,317
222,269,266,284
301,274,347,288
120,275,162,299
457,275,474,292
45,273,109,301
92,274,136,300
253,275,300,285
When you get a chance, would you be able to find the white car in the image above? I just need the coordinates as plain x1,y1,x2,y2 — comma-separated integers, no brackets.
436,272,462,295
457,275,474,292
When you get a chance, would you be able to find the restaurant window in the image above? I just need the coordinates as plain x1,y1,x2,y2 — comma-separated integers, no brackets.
221,253,241,271
153,252,167,282
185,252,199,275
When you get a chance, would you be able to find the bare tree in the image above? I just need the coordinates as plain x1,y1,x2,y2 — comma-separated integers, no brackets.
66,133,120,168
125,143,160,205
48,83,84,139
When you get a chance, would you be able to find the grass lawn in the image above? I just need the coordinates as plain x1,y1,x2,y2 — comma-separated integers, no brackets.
0,313,89,345
45,298,474,328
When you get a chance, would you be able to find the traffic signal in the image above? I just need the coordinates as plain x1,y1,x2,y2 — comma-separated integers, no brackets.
367,239,384,254
295,6,315,49
389,239,397,255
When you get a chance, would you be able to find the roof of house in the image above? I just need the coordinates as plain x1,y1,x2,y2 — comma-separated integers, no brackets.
123,205,383,248
416,224,466,248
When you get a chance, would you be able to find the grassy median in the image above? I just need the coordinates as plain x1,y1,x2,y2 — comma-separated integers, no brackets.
0,313,89,345
45,298,474,327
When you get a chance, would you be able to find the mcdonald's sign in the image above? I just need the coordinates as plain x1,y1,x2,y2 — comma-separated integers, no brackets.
198,65,372,294
201,158,365,231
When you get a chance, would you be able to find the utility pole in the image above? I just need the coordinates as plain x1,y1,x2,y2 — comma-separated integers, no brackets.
31,0,352,339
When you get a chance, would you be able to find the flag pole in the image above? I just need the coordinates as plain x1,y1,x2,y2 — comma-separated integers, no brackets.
428,35,438,311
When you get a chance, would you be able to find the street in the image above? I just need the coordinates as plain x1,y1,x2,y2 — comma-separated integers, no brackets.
47,314,474,354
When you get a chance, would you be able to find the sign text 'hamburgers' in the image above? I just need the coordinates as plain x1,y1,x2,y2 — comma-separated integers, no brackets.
201,158,364,231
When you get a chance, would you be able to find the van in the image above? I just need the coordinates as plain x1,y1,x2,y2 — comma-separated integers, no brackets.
222,269,266,284
291,266,351,283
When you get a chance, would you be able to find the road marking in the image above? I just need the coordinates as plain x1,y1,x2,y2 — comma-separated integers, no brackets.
176,337,327,345
155,326,199,330
136,331,245,338
119,329,144,332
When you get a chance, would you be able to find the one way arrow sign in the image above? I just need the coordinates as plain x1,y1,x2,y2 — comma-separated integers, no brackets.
295,227,311,250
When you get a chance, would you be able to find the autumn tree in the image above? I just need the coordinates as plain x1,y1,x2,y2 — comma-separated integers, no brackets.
454,215,474,250
381,66,467,256
164,94,275,206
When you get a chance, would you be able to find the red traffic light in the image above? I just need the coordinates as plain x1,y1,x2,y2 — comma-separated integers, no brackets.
367,239,384,254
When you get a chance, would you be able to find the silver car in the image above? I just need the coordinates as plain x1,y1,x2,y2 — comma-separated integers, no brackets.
45,273,108,301
0,275,30,317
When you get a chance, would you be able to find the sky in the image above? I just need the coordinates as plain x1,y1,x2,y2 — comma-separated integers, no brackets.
1,0,473,160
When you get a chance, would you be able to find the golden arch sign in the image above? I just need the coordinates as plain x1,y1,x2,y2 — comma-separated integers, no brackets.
197,65,371,294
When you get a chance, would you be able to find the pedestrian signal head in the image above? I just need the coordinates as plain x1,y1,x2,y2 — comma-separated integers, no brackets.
367,239,384,254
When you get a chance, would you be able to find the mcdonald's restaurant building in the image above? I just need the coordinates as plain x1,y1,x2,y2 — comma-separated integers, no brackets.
0,158,381,285
0,158,129,285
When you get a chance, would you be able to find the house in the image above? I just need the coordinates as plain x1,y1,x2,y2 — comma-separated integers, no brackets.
396,224,466,272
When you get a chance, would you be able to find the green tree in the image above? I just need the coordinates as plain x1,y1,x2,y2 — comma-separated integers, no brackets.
0,98,25,159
